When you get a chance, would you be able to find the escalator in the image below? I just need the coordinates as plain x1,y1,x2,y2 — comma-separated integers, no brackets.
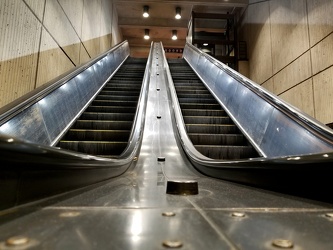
1,42,333,250
168,58,259,160
57,58,147,157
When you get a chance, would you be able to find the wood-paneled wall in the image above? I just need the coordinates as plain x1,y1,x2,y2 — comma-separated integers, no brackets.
0,0,122,109
239,0,333,125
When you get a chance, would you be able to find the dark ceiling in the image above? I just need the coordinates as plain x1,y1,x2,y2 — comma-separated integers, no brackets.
115,0,248,58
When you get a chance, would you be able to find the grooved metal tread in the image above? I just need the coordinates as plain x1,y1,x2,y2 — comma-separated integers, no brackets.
168,58,259,160
57,57,147,156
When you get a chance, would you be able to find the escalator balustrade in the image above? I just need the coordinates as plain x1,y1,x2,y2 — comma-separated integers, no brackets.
168,59,259,160
57,58,147,157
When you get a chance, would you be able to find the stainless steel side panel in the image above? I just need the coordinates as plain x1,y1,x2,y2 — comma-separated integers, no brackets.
183,43,333,157
0,41,130,146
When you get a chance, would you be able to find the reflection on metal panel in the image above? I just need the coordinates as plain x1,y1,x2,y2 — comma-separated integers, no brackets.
183,43,333,157
0,41,130,146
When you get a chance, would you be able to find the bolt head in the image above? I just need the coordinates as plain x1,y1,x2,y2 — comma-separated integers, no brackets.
162,240,183,248
59,211,81,217
231,212,245,218
162,212,176,217
272,239,294,248
325,213,333,218
6,236,30,246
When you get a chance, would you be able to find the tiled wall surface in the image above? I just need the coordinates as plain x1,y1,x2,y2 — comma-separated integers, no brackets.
0,0,121,108
240,0,333,124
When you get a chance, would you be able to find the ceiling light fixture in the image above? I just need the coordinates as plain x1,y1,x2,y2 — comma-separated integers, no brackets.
203,43,208,46
172,30,177,40
143,5,149,18
144,29,150,40
175,7,181,19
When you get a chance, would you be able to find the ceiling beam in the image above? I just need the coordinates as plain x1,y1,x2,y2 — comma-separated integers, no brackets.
118,17,188,29
114,0,248,8
125,37,186,47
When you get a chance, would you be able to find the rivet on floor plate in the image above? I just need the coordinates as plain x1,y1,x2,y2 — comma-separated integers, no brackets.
59,211,81,217
231,212,245,218
6,236,30,246
325,213,333,218
157,115,161,119
157,88,160,91
166,180,198,195
272,239,294,249
158,157,165,162
162,240,183,248
162,212,176,217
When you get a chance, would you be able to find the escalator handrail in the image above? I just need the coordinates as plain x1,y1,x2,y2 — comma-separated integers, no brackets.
0,40,129,126
184,42,333,145
118,42,154,158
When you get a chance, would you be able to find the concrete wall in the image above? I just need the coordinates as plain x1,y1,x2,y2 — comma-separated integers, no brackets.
239,0,333,125
0,0,122,109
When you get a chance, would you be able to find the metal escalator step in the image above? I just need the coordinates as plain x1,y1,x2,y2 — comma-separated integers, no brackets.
175,89,210,95
92,100,138,107
181,109,226,116
188,133,247,145
173,79,202,86
194,145,258,160
95,95,139,101
80,112,135,121
180,103,221,109
185,124,239,134
103,86,142,91
176,93,214,99
174,82,207,91
183,116,232,124
62,129,131,141
73,120,133,130
86,106,137,113
99,90,140,96
178,98,218,104
58,141,127,155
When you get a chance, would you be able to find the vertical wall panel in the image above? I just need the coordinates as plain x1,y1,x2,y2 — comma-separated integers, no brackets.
82,0,102,57
0,0,120,110
313,67,333,123
43,0,81,65
36,27,74,87
112,3,122,46
262,78,274,94
246,1,273,84
273,51,312,94
0,0,42,107
311,33,333,75
279,79,315,117
24,0,45,21
100,0,113,52
307,0,333,46
269,0,310,74
57,0,84,38
240,0,333,125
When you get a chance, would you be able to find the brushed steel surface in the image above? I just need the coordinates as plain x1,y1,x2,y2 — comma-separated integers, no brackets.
183,43,333,158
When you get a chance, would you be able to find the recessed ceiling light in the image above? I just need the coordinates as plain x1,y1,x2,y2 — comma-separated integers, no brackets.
143,5,149,18
175,7,181,19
